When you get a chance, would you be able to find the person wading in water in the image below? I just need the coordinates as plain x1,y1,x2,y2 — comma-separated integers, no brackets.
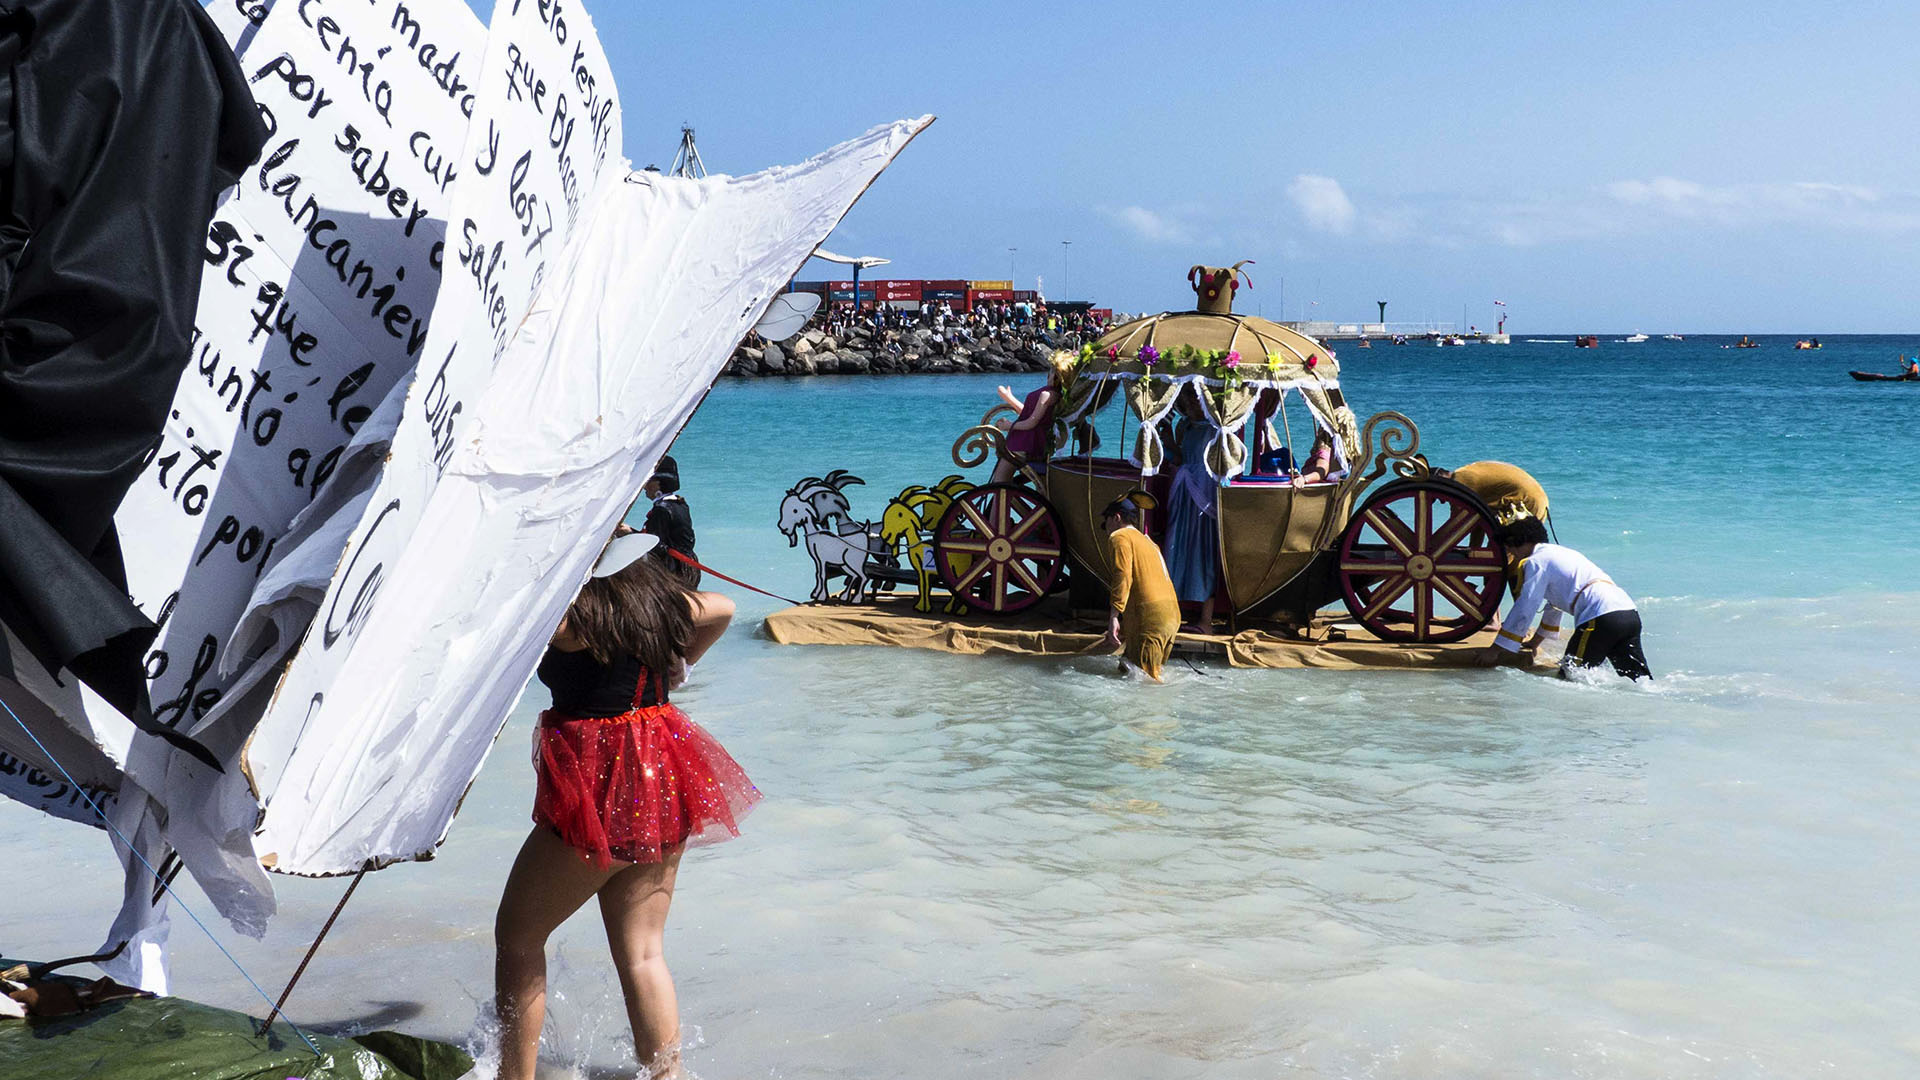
1475,517,1650,681
1099,492,1181,682
493,528,758,1079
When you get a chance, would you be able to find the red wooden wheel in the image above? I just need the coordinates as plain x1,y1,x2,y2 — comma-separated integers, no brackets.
1337,480,1506,643
933,483,1064,614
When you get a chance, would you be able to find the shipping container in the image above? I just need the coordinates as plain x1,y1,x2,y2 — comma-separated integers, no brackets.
787,280,831,295
828,288,876,303
922,279,968,292
968,279,1013,291
872,280,922,302
1012,290,1039,303
968,289,1013,307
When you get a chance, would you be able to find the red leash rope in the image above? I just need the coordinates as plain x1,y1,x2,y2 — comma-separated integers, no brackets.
666,548,805,606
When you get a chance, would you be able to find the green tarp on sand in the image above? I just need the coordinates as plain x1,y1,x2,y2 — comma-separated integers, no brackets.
1,962,471,1080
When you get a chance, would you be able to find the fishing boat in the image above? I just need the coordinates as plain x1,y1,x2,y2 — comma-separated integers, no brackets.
1849,370,1919,382
1663,334,1684,341
1624,332,1649,343
1574,335,1599,348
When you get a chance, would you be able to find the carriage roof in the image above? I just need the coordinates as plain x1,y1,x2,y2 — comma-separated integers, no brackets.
1077,311,1340,387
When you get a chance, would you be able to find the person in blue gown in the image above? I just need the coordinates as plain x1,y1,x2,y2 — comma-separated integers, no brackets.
1161,392,1221,633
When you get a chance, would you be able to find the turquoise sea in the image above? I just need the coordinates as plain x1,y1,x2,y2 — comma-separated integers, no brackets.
5,334,1918,1078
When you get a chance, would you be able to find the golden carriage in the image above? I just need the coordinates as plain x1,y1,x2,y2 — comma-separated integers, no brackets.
929,266,1514,643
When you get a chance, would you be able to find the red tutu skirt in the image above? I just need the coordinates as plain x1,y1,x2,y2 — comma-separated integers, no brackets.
533,703,760,868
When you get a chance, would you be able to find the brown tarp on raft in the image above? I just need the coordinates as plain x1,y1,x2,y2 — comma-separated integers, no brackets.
762,596,1543,671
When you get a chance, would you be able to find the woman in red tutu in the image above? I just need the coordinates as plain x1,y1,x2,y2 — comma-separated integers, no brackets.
494,528,758,1080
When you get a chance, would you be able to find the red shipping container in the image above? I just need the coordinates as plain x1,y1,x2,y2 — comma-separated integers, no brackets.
922,279,968,291
873,280,922,302
969,289,1013,303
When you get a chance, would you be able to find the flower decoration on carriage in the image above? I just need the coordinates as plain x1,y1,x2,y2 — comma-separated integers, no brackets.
1105,344,1119,361
1138,344,1160,366
1305,353,1319,370
1224,350,1241,369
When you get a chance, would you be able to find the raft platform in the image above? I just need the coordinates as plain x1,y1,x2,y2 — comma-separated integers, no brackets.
762,594,1534,671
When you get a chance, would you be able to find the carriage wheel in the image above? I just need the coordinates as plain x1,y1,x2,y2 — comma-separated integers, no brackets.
933,483,1064,614
1337,480,1505,643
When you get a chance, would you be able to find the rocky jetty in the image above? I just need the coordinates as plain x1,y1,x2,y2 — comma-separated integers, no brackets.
722,325,1082,378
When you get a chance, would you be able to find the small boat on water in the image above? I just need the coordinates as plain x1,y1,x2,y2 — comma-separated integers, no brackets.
1794,338,1822,350
1852,357,1920,381
1355,337,1371,348
1574,335,1599,348
1624,332,1649,343
1663,333,1684,341
1734,336,1761,348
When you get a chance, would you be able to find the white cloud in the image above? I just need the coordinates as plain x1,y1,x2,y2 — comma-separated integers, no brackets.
1108,205,1193,244
1600,176,1914,230
1287,177,1920,249
1287,175,1358,234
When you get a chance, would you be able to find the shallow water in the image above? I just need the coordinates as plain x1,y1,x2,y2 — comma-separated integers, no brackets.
5,335,1918,1078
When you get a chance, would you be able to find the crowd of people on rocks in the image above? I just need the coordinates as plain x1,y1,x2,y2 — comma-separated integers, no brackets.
822,298,1111,345
731,299,1115,377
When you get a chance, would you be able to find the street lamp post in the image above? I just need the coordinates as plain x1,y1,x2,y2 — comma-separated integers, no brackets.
1008,247,1017,288
1061,239,1071,303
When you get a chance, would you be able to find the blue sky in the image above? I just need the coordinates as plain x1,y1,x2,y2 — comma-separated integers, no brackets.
498,2,1917,332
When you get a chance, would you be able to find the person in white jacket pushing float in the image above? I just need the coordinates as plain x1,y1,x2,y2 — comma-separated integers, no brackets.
1474,517,1651,681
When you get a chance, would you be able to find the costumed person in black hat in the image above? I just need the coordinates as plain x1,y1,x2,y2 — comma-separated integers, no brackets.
0,0,267,768
1475,517,1651,681
640,456,700,587
1098,492,1181,682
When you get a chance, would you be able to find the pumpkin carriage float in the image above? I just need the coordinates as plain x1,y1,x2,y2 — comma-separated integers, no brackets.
768,265,1551,663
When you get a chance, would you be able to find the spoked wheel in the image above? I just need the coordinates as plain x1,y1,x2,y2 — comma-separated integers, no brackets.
1338,479,1506,643
933,483,1064,614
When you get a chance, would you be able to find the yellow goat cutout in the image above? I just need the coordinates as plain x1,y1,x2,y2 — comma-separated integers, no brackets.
880,475,975,613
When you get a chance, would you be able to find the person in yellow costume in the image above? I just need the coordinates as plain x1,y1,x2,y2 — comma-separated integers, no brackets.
1098,492,1182,681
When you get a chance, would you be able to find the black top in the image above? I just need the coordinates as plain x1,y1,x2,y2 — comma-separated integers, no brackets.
537,648,665,716
642,495,696,558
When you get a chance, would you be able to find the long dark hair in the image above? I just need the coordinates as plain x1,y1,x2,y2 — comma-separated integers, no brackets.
564,553,693,673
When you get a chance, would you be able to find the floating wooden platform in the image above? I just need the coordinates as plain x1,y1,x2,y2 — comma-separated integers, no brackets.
762,594,1536,672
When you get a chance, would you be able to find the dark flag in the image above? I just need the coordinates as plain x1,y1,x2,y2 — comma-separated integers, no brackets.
0,0,268,768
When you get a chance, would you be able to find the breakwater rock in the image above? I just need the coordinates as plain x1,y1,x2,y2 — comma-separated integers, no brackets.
723,326,1082,378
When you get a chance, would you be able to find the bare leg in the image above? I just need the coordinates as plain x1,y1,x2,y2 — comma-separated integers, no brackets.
600,850,684,1077
495,829,621,1080
1181,595,1217,635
